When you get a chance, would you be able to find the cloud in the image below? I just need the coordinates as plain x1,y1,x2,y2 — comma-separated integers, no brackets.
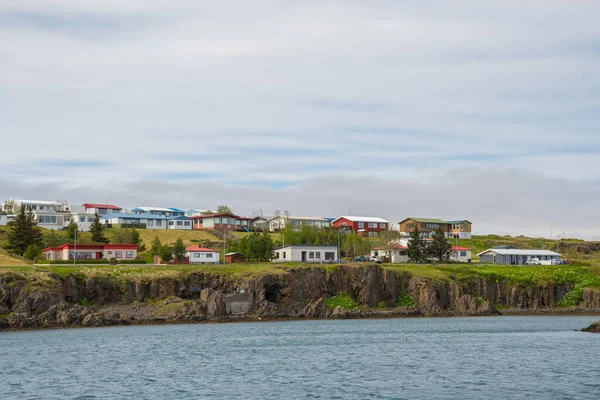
0,1,598,235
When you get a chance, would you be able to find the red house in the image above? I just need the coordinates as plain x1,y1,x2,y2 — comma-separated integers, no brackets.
41,244,138,261
82,203,123,215
332,216,390,236
190,213,253,231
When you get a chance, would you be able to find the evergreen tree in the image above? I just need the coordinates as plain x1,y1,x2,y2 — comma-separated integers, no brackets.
259,229,275,261
7,205,43,255
427,227,453,263
150,236,162,256
172,238,186,261
158,244,173,262
407,226,427,263
66,219,78,240
89,213,109,243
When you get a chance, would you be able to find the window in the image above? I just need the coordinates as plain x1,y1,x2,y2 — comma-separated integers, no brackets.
107,251,112,255
325,252,335,260
126,251,134,259
39,215,57,224
309,252,314,259
282,252,286,259
315,252,321,259
214,218,221,225
242,220,248,226
460,251,467,257
406,223,414,229
147,220,154,226
177,221,183,226
184,221,190,226
367,222,374,228
358,222,364,229
380,223,386,229
115,251,123,258
156,220,162,226
169,221,174,226
206,253,213,258
88,217,94,222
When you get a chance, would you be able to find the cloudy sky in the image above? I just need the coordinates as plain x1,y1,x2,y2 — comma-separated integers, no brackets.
1,1,599,238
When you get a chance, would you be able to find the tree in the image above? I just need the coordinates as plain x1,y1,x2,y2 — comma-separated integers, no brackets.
173,238,186,261
158,244,173,262
407,225,427,263
150,236,162,256
2,199,16,214
111,228,141,246
217,205,233,214
66,219,78,240
44,230,66,248
342,232,370,259
259,229,275,261
7,205,43,255
427,227,453,263
23,244,41,261
378,229,401,263
89,213,109,243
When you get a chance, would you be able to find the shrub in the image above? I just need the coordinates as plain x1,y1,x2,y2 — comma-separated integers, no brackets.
109,257,117,265
37,259,110,265
118,259,147,264
324,293,358,309
396,293,415,307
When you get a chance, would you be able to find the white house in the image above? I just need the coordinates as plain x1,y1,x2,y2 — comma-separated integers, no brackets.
451,246,472,263
477,249,561,265
273,245,338,263
132,207,185,217
100,213,169,229
68,212,96,232
10,199,67,230
185,209,208,217
167,216,193,230
268,216,331,232
371,243,409,263
81,203,123,215
186,246,220,264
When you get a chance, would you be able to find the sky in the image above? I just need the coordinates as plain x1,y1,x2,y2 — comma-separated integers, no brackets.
1,1,599,238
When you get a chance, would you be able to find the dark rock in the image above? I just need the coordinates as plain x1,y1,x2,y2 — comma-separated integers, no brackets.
582,320,600,333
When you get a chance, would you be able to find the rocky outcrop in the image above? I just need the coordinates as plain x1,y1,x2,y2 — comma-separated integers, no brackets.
0,265,598,330
582,320,600,333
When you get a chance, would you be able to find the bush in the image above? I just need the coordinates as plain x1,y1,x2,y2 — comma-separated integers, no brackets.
109,257,117,265
324,293,358,309
23,244,41,261
396,293,415,307
118,259,147,264
35,259,110,265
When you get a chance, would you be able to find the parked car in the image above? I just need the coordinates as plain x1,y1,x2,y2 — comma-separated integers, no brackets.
353,256,369,262
525,258,541,265
369,256,382,264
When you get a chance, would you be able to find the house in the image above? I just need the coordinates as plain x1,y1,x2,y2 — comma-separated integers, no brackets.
0,213,7,226
371,243,408,263
100,213,169,229
190,213,251,231
167,216,193,230
185,246,220,264
131,207,185,217
41,244,138,261
10,199,67,230
332,216,390,236
273,245,338,263
250,216,272,231
451,246,472,263
268,216,331,232
67,212,96,232
81,203,122,215
477,249,561,265
225,252,243,263
399,218,472,239
185,209,208,217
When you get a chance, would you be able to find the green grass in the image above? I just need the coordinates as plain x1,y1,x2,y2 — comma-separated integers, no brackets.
324,293,358,309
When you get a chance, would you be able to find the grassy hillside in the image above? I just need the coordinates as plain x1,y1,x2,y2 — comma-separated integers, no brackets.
126,229,220,248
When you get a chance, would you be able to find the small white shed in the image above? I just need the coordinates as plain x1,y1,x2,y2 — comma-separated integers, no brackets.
273,245,338,263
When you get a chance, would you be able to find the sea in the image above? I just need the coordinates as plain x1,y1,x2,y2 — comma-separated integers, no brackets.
1,316,599,399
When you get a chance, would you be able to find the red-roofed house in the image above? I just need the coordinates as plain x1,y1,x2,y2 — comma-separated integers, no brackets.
370,243,408,263
41,244,138,261
332,216,390,237
185,246,220,264
451,246,472,263
82,203,123,215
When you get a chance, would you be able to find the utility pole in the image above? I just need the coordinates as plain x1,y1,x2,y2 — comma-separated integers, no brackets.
73,226,77,266
557,232,566,254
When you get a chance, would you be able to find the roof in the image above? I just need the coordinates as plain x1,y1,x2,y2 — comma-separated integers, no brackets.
190,213,240,219
168,208,184,213
166,215,192,220
276,244,338,249
132,207,182,213
477,249,561,257
451,246,471,251
99,213,170,220
269,216,330,222
82,203,122,210
446,220,472,224
14,199,61,206
373,243,407,250
399,217,447,224
333,216,390,223
185,246,218,252
42,244,137,252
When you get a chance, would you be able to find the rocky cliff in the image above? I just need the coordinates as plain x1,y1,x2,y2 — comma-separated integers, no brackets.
1,265,598,331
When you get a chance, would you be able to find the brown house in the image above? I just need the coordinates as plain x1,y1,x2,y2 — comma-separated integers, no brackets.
224,252,243,263
399,218,472,239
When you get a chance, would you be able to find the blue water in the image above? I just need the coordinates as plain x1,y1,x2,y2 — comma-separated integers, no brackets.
1,316,600,399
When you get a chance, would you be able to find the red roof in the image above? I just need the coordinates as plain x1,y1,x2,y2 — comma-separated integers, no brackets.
185,246,218,252
82,203,122,210
42,244,137,252
452,246,471,251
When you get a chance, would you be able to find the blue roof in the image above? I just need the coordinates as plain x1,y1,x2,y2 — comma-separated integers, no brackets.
168,208,185,213
100,213,170,220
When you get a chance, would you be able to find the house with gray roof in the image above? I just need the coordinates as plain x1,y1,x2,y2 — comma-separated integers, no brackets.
477,249,561,265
